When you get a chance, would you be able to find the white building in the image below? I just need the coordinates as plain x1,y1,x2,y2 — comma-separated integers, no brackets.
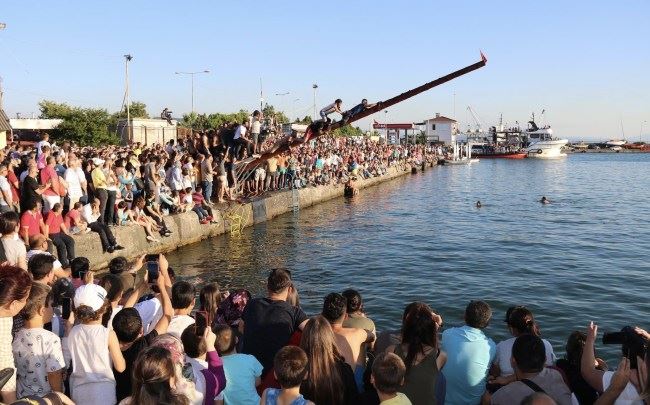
423,113,458,145
117,118,177,146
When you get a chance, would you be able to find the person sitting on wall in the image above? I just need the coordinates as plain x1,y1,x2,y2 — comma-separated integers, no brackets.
161,108,173,125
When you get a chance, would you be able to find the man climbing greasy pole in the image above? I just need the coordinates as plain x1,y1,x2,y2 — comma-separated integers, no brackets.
240,52,488,173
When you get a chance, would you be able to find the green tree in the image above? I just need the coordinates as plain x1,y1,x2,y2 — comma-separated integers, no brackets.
39,100,118,145
111,101,150,120
294,115,313,125
262,104,289,124
332,124,364,137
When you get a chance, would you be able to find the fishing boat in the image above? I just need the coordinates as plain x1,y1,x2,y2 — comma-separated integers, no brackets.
523,113,568,158
463,113,527,159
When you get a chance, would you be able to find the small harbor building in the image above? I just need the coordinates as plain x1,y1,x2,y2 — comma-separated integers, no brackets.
422,113,458,145
117,118,177,146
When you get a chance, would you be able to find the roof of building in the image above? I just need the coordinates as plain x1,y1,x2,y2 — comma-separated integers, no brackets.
0,110,11,131
426,115,457,123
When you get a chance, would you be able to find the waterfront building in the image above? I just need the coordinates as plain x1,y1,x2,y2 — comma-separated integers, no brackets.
423,113,458,145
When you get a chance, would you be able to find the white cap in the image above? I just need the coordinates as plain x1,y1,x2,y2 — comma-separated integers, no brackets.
74,284,107,312
92,158,105,166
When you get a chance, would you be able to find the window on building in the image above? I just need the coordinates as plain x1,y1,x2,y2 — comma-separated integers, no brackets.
431,124,436,130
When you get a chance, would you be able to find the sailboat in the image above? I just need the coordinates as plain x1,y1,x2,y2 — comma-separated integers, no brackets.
606,120,627,147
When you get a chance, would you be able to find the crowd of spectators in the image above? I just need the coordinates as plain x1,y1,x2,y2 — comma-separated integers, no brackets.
0,261,648,405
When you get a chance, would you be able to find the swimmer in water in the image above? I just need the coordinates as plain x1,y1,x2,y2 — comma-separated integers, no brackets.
540,196,550,204
476,200,482,208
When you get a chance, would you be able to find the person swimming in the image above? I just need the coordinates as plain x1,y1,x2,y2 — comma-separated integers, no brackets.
540,196,550,204
476,200,482,208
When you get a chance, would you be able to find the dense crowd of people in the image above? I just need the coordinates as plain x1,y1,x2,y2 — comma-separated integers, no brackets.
0,260,649,405
4,116,646,405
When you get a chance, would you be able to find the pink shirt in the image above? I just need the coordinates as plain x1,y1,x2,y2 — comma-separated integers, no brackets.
40,166,60,197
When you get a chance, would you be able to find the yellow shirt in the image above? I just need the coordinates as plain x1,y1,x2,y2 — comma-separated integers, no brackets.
91,167,107,189
381,393,412,405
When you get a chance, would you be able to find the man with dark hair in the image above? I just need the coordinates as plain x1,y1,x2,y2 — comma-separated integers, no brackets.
241,268,308,376
28,253,55,286
342,289,376,335
442,300,496,405
167,280,196,338
491,335,571,405
322,292,375,391
70,257,90,288
112,266,172,403
108,255,144,290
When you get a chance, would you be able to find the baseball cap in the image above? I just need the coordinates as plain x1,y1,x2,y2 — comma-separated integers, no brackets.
74,284,107,311
92,157,105,166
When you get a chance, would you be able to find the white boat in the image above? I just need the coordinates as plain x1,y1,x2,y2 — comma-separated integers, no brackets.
606,139,626,147
523,114,568,158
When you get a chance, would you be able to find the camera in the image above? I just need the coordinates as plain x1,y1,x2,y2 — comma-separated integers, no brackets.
602,326,647,368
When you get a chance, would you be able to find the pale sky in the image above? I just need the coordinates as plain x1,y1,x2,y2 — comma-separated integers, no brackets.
1,0,649,140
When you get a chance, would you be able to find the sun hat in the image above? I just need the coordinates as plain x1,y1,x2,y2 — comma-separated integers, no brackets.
74,284,107,311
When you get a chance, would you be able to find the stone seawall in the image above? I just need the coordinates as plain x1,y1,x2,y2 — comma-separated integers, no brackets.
78,164,414,270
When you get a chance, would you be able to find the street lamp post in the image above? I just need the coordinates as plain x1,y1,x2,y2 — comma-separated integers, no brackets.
312,84,318,121
124,54,133,143
175,70,210,113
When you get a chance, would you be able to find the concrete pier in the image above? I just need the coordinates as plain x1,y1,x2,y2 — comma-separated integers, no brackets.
78,163,415,270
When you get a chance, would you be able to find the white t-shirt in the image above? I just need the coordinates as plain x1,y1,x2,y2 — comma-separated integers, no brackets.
82,204,99,223
2,237,27,267
13,327,66,398
251,119,262,134
233,125,247,140
495,336,556,376
65,167,86,198
67,324,116,405
0,175,12,205
134,297,162,335
167,314,195,339
602,371,643,405
108,305,123,331
37,140,51,155
26,249,63,270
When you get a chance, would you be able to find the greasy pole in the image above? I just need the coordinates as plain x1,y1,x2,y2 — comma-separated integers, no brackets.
243,52,487,170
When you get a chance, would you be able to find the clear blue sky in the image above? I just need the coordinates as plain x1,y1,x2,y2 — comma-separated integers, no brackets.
1,0,649,140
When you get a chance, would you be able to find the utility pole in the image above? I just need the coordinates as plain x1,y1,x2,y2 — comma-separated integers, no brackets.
312,84,318,121
260,78,264,113
175,70,210,114
124,54,133,143
0,23,5,111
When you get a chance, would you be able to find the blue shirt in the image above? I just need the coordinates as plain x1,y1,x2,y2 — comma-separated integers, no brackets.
222,353,263,405
441,325,496,405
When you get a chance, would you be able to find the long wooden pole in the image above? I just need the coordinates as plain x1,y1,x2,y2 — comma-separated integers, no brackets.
243,52,487,170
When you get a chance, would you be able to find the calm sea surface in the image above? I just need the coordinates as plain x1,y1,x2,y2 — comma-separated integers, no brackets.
166,153,650,361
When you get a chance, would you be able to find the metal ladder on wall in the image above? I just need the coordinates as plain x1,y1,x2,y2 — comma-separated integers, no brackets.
291,187,299,212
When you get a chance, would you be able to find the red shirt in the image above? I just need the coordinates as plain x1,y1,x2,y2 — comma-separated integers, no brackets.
20,210,43,237
64,210,80,229
40,166,60,197
7,170,19,203
46,211,64,234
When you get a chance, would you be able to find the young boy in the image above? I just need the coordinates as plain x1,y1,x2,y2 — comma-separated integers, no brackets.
180,325,226,405
371,352,412,405
260,346,314,405
167,280,196,338
214,324,263,404
12,283,66,399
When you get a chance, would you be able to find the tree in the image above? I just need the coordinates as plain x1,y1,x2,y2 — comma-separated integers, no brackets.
39,100,118,146
294,115,313,125
179,109,250,131
262,104,289,124
111,101,150,120
332,125,363,137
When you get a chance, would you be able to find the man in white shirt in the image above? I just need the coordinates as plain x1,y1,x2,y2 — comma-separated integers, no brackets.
0,164,14,213
36,133,51,156
166,280,196,339
250,110,263,154
64,155,87,206
232,118,252,160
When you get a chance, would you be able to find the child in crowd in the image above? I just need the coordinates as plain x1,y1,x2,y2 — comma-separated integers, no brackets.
180,325,227,405
66,281,126,404
63,202,88,235
214,324,263,404
12,283,66,399
191,185,215,224
260,346,313,405
371,352,412,405
167,281,197,339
